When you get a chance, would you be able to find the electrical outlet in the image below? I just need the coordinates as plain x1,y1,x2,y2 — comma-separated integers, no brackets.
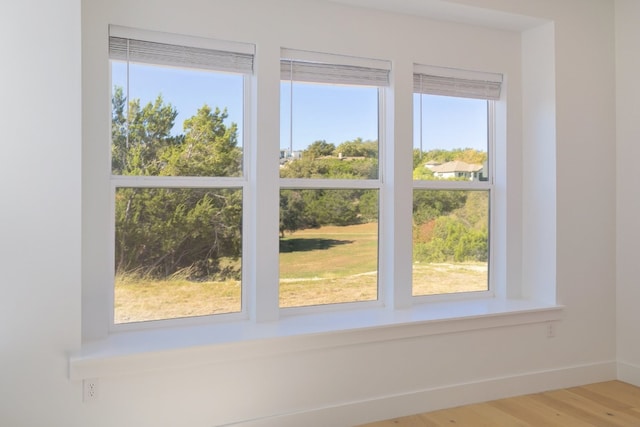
83,378,99,402
546,322,556,338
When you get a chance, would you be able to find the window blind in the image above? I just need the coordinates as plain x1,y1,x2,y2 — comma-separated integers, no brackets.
109,30,253,74
281,48,390,87
413,64,502,100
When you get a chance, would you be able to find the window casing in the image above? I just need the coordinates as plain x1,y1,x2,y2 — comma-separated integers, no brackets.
108,26,254,326
100,27,507,332
412,64,502,299
279,49,390,311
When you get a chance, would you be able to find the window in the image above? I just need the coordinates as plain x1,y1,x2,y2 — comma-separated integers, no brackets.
279,49,390,309
412,64,502,297
108,26,253,324
101,26,508,333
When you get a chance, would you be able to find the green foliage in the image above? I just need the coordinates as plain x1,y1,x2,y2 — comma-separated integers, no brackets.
414,216,487,263
413,191,489,263
112,87,242,280
116,188,242,280
306,140,336,158
414,148,486,166
305,189,360,226
280,190,318,237
113,87,490,280
280,156,377,179
111,87,180,175
278,138,380,236
358,190,379,223
413,148,425,169
413,190,467,224
412,164,435,180
279,189,377,236
161,106,241,177
335,137,378,158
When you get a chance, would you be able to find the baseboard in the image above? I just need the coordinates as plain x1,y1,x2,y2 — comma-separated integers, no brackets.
618,361,640,387
222,360,616,427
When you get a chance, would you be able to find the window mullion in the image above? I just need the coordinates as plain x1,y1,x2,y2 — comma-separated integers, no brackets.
248,43,281,322
382,60,414,310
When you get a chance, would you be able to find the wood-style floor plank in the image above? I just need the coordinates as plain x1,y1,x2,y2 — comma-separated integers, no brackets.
357,381,640,427
487,394,590,427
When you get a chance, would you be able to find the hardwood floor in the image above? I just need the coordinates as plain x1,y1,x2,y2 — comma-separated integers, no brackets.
358,381,640,427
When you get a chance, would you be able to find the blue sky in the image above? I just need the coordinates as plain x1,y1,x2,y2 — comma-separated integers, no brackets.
414,94,487,152
281,82,379,151
112,62,487,153
112,62,245,142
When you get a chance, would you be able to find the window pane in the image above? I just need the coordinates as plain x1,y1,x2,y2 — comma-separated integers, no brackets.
413,94,488,181
280,82,379,179
412,190,489,296
111,61,244,177
279,189,378,308
114,187,242,323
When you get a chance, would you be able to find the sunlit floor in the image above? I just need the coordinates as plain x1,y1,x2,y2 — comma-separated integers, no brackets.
358,381,640,427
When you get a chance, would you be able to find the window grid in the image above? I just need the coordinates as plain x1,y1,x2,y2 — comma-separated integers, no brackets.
412,92,496,299
278,50,389,311
104,29,504,330
108,28,253,328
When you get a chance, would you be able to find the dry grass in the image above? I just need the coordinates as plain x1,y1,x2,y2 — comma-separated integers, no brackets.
115,223,488,323
412,262,488,296
279,222,378,307
115,279,241,323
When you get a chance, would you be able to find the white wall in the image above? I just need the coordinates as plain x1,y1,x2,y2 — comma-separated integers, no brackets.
616,0,640,385
1,0,620,426
0,0,83,426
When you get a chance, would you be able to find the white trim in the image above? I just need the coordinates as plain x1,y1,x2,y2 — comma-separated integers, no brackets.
280,299,383,317
109,310,248,333
111,175,246,188
412,288,493,303
411,180,492,190
412,99,495,298
220,360,615,427
109,25,255,56
279,178,381,189
108,55,252,330
617,361,640,387
69,300,563,380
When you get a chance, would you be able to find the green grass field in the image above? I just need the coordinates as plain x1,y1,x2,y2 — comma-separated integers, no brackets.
115,223,487,323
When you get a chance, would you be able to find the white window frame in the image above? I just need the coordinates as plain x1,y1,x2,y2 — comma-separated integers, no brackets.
72,26,564,379
278,48,391,314
107,26,255,331
412,64,501,302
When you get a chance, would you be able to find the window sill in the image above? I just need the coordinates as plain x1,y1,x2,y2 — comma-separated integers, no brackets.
69,298,563,380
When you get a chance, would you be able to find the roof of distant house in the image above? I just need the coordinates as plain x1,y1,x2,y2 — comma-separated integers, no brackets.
428,160,483,173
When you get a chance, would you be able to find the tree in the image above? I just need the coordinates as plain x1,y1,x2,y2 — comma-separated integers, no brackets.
412,148,487,172
306,189,359,226
161,105,241,177
111,87,179,175
305,140,335,158
279,190,318,237
412,190,489,264
335,138,377,158
115,187,242,279
113,90,243,280
412,164,435,180
358,190,379,223
413,190,467,225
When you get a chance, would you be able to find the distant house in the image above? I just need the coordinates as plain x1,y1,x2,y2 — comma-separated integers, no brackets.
426,160,484,181
280,148,303,165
